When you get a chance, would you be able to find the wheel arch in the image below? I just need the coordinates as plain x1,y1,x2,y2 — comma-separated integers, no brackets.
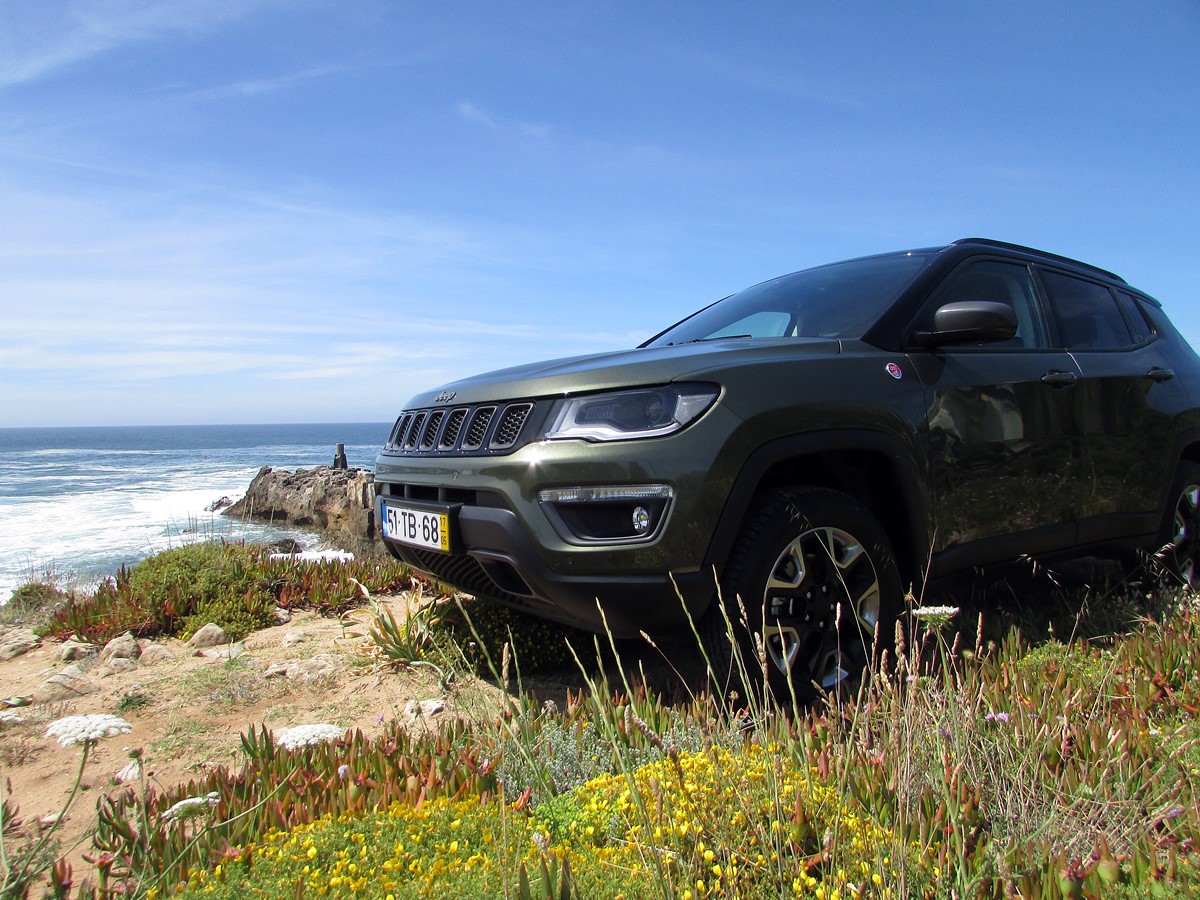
703,430,930,592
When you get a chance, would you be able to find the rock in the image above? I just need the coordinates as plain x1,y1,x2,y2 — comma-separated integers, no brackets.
281,631,306,647
205,496,233,512
274,606,292,625
100,632,141,663
139,644,176,666
402,699,446,725
223,465,380,556
203,643,244,660
187,623,227,649
264,654,339,681
33,664,94,702
114,759,142,784
96,657,139,678
0,628,40,661
60,639,99,662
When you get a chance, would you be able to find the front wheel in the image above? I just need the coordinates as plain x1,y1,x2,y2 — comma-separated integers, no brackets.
703,486,902,706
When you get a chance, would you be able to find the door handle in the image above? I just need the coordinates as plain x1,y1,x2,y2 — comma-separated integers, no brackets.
1147,367,1175,383
1041,370,1078,387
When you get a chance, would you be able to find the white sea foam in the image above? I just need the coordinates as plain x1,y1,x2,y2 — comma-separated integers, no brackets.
0,424,386,603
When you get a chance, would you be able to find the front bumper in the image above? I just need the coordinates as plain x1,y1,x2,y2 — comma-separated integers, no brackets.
372,422,734,636
375,491,712,636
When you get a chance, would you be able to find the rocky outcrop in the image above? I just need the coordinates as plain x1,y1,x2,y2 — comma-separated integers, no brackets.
223,466,380,556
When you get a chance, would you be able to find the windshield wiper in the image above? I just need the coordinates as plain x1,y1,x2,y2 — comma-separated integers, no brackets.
667,334,753,346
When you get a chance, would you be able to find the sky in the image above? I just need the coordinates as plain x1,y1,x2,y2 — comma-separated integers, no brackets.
1,1,1198,427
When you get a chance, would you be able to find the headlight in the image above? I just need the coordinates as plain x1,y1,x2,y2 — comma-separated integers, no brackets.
545,384,719,442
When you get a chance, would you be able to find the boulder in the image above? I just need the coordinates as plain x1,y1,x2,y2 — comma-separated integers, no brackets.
187,623,227,649
223,465,380,556
203,643,244,661
60,639,99,662
100,632,141,663
0,628,40,661
264,654,339,681
139,644,176,666
402,699,446,725
33,664,94,702
96,657,139,678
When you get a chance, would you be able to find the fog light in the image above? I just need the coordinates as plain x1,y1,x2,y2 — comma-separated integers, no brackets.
537,484,674,544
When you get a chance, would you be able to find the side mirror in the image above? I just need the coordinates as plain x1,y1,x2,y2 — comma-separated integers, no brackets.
912,300,1018,348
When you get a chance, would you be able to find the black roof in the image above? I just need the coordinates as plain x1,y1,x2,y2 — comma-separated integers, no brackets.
952,237,1125,283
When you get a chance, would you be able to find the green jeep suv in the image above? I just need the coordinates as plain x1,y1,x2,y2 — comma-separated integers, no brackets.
374,238,1200,699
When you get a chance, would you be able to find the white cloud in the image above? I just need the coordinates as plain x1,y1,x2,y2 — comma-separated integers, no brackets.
0,0,264,87
0,166,642,425
455,99,552,141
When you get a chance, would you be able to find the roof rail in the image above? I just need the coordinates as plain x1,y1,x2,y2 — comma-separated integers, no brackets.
953,237,1126,283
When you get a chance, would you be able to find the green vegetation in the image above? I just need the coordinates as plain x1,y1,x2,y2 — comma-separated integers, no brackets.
4,546,1199,898
1,577,72,628
37,541,417,644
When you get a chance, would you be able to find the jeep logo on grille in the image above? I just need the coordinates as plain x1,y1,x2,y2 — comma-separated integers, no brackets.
434,391,457,403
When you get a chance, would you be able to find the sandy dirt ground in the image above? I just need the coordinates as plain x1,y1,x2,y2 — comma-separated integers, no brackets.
0,594,532,887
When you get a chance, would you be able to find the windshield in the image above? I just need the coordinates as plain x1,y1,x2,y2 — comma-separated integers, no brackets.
643,251,934,347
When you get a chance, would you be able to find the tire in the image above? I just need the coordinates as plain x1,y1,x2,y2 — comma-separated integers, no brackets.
1157,463,1200,588
703,486,902,706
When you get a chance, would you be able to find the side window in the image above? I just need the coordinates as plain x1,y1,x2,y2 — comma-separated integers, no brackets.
915,259,1048,349
1115,291,1154,343
1039,270,1135,350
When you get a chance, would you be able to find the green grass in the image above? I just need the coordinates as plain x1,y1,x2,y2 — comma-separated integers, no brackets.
9,548,1200,898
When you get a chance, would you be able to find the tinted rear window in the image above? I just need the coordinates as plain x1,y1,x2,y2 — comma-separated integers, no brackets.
1039,270,1134,350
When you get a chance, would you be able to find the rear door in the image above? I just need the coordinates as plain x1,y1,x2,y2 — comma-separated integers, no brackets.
907,258,1084,565
1036,268,1185,543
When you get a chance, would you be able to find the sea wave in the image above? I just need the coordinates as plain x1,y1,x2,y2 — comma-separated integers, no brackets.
0,423,387,604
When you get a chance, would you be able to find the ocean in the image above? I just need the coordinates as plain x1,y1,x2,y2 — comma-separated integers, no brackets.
0,423,391,603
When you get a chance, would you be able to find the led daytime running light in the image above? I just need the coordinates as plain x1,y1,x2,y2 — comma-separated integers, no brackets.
538,484,673,504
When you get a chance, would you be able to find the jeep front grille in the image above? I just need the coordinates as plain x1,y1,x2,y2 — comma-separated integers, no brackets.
384,400,542,456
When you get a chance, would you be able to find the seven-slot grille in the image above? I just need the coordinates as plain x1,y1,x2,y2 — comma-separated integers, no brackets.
386,401,537,455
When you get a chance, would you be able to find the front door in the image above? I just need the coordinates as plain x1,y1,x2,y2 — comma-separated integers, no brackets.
907,258,1084,564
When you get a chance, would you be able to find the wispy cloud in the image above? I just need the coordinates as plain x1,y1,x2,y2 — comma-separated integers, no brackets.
455,100,552,140
191,65,346,100
0,0,265,88
0,165,640,424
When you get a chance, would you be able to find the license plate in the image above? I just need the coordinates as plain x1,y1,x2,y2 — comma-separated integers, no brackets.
381,503,451,553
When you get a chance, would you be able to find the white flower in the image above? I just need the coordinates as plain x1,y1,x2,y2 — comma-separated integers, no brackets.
275,723,344,750
45,714,132,746
910,605,960,626
161,792,220,822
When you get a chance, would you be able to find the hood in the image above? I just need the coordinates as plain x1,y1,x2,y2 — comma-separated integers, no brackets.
403,337,842,407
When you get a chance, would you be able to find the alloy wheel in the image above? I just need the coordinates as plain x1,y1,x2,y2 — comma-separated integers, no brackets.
762,525,881,691
1172,483,1200,586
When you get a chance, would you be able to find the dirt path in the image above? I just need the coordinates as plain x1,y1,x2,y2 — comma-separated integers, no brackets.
0,594,514,886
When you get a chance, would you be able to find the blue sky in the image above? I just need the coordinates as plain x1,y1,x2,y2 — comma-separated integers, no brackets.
2,1,1197,427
